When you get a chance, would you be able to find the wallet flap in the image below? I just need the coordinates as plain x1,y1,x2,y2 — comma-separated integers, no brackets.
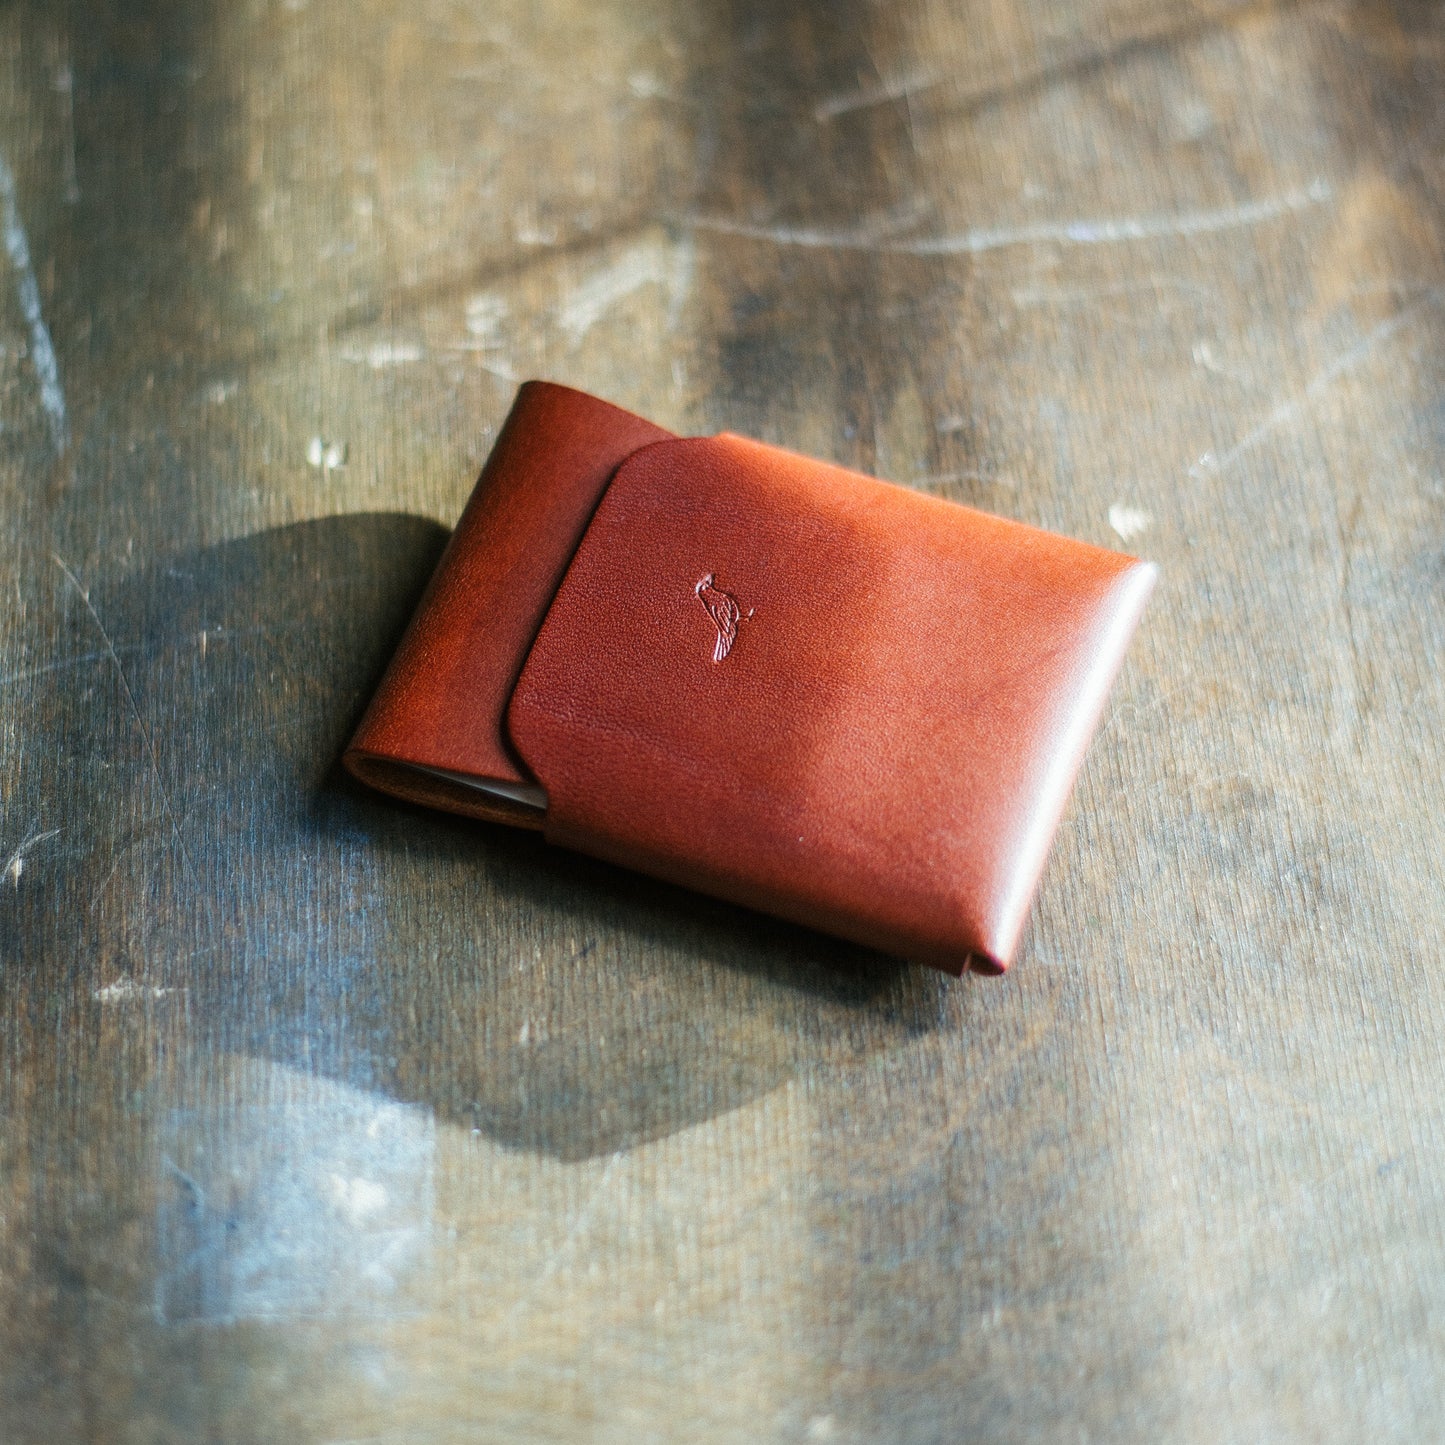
506,433,1155,970
344,381,672,826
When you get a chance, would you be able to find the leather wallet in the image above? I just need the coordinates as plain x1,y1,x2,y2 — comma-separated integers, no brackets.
345,381,1156,975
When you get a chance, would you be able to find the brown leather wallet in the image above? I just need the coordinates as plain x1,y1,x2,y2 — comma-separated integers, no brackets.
345,381,1156,974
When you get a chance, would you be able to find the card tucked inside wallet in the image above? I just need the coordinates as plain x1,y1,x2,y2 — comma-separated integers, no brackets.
345,381,1156,975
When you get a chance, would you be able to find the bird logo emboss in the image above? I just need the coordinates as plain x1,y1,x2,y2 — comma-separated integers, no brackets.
694,573,753,662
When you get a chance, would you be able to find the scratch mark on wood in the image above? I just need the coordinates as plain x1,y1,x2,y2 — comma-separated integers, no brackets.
1010,276,1216,308
497,1151,622,1330
163,1155,206,1212
0,648,123,688
3,827,60,884
0,148,68,453
694,181,1331,258
815,69,941,122
88,844,130,914
693,201,926,255
1333,489,1367,749
51,553,209,910
1190,293,1441,478
53,45,80,205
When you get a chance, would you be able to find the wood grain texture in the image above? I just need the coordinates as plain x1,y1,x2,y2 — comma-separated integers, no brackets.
1,0,1443,1439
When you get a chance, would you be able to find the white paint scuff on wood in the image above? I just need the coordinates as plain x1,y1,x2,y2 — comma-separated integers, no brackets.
339,340,424,368
306,436,347,471
93,977,181,1004
1109,503,1153,542
557,233,693,343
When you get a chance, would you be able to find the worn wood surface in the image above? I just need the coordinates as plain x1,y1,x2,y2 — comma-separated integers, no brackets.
2,0,1443,1438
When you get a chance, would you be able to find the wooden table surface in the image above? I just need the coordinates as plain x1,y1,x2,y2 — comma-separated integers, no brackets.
3,0,1443,1439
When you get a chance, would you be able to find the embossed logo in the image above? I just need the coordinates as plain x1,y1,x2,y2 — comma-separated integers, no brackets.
694,573,751,662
